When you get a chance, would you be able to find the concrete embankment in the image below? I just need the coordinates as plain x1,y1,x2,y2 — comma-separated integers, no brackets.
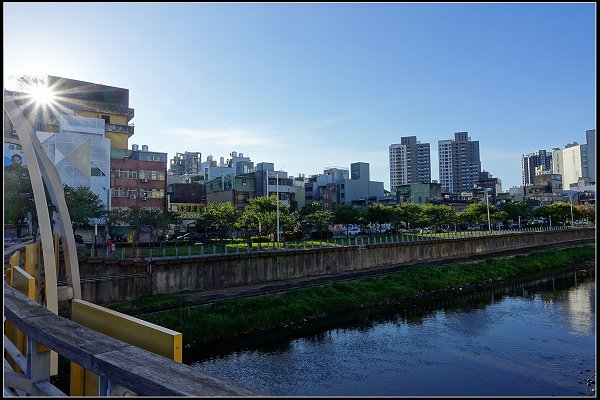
61,228,595,305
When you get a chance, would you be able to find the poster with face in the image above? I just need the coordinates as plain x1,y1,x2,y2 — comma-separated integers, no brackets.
4,143,27,167
223,174,233,191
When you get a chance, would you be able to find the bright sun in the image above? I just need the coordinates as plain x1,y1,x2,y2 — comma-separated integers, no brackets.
29,84,55,105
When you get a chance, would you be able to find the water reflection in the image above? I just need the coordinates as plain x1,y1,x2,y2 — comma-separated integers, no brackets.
565,272,595,335
192,267,596,396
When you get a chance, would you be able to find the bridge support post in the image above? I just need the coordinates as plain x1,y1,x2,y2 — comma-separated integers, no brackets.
26,337,50,383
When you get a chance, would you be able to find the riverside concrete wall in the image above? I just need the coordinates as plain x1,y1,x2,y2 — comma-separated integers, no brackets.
68,228,595,305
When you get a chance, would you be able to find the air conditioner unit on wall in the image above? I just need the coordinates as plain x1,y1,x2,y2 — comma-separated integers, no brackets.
141,178,148,183
129,195,137,199
141,197,147,201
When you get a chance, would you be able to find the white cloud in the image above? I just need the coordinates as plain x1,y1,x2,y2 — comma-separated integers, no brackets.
165,127,288,150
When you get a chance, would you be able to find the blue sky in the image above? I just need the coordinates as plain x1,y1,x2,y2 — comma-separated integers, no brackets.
3,2,596,190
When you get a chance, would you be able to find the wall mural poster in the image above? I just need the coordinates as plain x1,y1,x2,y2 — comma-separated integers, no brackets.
223,174,233,190
4,143,27,167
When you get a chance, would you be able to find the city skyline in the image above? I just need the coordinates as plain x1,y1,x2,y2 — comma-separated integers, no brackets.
3,3,596,190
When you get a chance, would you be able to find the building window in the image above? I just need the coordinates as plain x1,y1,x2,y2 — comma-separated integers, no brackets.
101,115,110,125
91,167,105,176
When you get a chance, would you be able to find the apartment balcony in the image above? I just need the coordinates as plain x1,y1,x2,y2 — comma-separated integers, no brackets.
34,122,59,133
106,123,135,137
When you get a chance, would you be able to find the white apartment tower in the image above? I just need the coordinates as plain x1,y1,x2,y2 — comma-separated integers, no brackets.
438,132,481,194
552,142,589,190
521,150,552,186
389,136,430,192
389,143,408,192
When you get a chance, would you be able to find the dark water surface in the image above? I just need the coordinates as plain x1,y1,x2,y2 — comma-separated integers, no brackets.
191,267,596,396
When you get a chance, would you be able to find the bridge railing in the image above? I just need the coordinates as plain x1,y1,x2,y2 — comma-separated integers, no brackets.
3,283,262,397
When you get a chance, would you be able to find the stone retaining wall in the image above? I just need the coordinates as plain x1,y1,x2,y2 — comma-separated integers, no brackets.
67,228,595,304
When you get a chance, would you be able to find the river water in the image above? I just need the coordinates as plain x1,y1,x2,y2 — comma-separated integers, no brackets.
191,266,596,396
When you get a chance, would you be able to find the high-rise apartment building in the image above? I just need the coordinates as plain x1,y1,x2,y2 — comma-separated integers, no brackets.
553,142,588,191
586,129,596,183
438,132,481,194
389,136,431,192
552,129,595,190
521,150,552,186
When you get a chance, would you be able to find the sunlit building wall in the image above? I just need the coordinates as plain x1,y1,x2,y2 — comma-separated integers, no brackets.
36,113,111,210
47,75,135,150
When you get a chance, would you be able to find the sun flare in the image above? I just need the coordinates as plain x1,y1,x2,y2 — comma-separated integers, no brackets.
28,83,55,105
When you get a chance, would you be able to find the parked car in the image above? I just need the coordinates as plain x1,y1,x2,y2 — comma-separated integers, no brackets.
176,232,203,242
112,234,128,243
508,223,520,230
347,227,361,236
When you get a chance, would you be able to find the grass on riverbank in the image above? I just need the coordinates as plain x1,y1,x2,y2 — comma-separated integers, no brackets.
110,245,595,344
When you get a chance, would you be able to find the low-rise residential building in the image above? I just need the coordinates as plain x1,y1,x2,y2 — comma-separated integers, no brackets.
110,145,167,211
524,172,563,206
200,151,254,181
396,182,442,205
169,151,201,176
205,173,256,210
254,163,297,210
305,162,385,209
473,171,502,205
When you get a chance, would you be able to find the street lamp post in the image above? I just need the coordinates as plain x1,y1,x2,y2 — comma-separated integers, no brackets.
276,172,280,244
485,190,491,233
406,194,416,231
100,185,110,244
569,193,575,227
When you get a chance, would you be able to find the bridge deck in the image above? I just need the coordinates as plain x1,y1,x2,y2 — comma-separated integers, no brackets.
3,283,262,397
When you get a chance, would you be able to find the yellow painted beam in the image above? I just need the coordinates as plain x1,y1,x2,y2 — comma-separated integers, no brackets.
71,299,182,395
24,243,40,302
71,300,182,360
12,265,36,300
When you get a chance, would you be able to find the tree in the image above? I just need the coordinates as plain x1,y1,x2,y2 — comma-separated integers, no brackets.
501,201,534,222
420,204,456,230
459,201,499,226
491,210,509,224
238,196,279,238
205,202,238,242
4,164,35,239
124,206,178,245
106,208,129,240
294,202,322,237
533,205,551,221
333,205,365,237
63,185,106,230
366,205,394,232
544,202,580,224
575,204,595,223
304,210,334,238
395,203,422,231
